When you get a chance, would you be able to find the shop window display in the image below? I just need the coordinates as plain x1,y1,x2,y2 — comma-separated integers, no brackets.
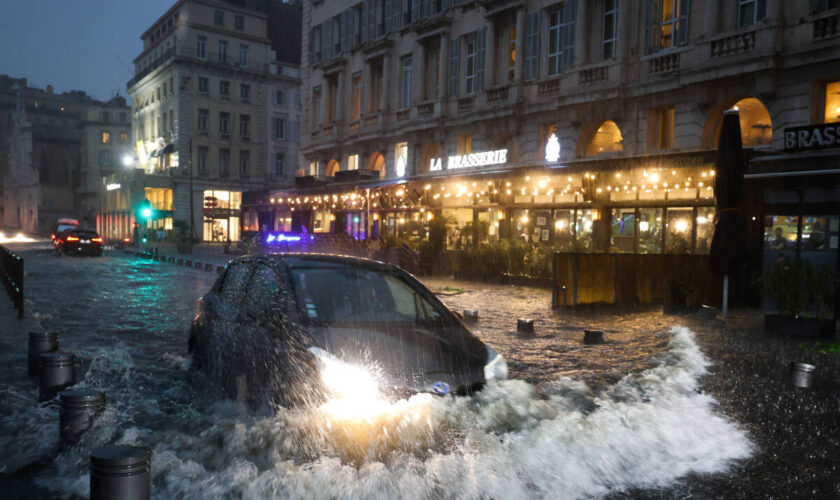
695,209,715,254
639,208,663,254
611,208,636,252
763,215,798,252
665,207,693,253
552,209,573,249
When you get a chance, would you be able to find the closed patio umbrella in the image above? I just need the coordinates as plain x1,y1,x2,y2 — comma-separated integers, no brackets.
710,109,747,318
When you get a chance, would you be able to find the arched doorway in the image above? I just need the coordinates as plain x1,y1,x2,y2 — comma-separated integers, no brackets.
417,142,442,174
580,120,624,157
368,152,386,178
325,158,340,177
703,97,773,148
296,168,306,177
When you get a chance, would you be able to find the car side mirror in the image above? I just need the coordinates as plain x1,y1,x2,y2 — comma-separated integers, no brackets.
453,311,464,320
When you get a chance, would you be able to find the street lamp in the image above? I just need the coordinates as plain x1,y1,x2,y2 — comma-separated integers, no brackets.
122,154,136,168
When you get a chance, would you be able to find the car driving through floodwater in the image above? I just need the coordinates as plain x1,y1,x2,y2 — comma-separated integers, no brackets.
189,253,508,408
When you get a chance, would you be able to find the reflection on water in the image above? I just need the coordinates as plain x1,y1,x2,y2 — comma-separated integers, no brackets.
0,251,752,499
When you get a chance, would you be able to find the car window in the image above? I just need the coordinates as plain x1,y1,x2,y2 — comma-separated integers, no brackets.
241,264,281,318
56,225,76,233
219,263,252,305
288,267,446,326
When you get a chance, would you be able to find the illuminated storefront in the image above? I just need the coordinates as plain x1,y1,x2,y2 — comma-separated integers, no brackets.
203,190,242,242
144,187,173,231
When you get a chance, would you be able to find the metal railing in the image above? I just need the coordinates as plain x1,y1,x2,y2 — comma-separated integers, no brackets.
0,244,24,318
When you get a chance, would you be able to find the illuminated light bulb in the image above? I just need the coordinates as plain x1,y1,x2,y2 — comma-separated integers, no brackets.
270,198,275,203
596,188,602,193
675,219,689,232
555,220,566,230
427,212,433,221
506,182,512,187
521,216,529,223
396,189,405,196
424,184,431,190
639,221,650,231
497,211,505,220
538,179,547,188
649,173,659,183
568,176,573,182
710,170,715,176
506,189,512,195
472,182,477,187
672,170,676,176
732,105,739,111
525,176,531,181
699,182,704,187
607,186,612,191
702,172,707,178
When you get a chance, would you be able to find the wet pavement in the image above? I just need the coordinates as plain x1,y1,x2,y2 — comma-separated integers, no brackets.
0,244,834,498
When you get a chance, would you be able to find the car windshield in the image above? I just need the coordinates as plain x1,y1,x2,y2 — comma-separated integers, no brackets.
288,266,446,326
56,225,77,233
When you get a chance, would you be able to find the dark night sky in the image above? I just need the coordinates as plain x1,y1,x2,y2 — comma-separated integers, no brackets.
0,0,176,102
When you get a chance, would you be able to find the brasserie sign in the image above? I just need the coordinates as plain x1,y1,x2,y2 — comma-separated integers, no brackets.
429,149,508,171
784,122,840,151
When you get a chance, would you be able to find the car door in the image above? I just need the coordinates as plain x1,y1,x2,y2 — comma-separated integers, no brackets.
204,262,253,393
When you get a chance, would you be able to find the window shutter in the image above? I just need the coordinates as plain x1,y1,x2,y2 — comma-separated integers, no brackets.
476,27,487,91
449,37,460,97
524,12,539,81
676,0,690,46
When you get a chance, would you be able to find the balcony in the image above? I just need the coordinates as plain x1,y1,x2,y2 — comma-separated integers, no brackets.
486,85,510,103
363,113,381,128
128,47,174,88
648,52,680,74
416,101,435,116
579,65,609,86
709,31,756,58
537,78,561,95
457,96,474,111
813,13,839,41
396,109,411,121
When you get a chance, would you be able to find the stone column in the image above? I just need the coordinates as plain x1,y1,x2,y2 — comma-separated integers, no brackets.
439,33,450,100
514,8,526,82
485,19,496,88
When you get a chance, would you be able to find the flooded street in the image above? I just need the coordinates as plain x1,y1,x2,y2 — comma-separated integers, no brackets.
2,247,758,498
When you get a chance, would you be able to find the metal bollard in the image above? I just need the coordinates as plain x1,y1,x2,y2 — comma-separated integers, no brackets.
462,310,479,323
90,445,151,500
39,351,76,401
583,330,605,345
205,263,213,271
28,331,58,377
517,319,535,334
59,389,106,445
790,363,815,388
185,260,192,268
176,258,183,265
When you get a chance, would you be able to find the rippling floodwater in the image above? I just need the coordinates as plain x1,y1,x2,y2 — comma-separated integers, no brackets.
0,248,752,499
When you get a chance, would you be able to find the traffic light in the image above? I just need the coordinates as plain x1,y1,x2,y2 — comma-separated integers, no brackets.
137,199,154,222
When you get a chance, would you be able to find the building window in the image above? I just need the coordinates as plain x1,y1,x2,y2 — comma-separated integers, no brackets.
214,10,224,26
275,88,283,105
524,12,540,81
548,2,576,77
394,142,408,176
824,81,840,123
585,120,624,156
218,40,228,63
198,109,209,133
273,118,285,139
309,161,319,176
275,152,285,176
101,131,110,144
219,148,230,176
449,37,460,97
239,44,248,66
603,0,619,60
401,56,413,108
738,0,766,27
198,146,208,174
119,132,129,143
119,111,127,122
369,60,383,111
239,150,249,177
197,35,206,59
465,38,477,94
101,111,110,122
647,0,690,52
811,0,840,13
235,15,244,30
457,134,472,155
648,106,675,152
507,27,517,82
219,80,230,96
326,77,338,123
198,77,209,93
240,84,250,100
219,112,230,135
98,150,111,167
348,153,359,171
312,88,322,127
240,115,250,138
351,73,362,121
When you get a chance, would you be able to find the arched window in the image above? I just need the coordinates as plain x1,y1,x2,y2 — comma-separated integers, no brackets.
325,159,340,177
732,97,772,147
368,152,385,179
584,120,623,157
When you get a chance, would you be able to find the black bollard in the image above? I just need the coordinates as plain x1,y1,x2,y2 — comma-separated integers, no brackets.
39,352,76,401
583,330,605,345
790,363,815,388
90,445,151,500
517,319,535,334
59,389,106,446
29,331,59,377
463,310,479,323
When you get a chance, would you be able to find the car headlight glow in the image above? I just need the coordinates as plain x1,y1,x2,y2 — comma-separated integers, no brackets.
308,347,387,420
484,346,508,381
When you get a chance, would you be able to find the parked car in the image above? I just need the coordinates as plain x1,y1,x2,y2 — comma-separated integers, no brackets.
54,228,103,256
50,218,80,247
189,254,507,408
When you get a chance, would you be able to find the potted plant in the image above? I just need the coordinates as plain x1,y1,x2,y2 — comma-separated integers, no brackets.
763,255,833,337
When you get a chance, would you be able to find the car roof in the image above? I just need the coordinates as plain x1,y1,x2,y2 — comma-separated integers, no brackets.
227,253,394,272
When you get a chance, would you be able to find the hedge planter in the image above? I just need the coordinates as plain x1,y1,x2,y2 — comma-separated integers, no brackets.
764,314,834,338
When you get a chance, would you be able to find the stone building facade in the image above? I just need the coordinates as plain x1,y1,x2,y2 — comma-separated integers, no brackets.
121,0,301,243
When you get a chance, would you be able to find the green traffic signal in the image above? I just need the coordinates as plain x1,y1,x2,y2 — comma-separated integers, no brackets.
141,207,153,219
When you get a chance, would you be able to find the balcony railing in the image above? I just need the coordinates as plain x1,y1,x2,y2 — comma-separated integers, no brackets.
537,78,561,95
396,109,411,121
129,47,271,87
458,96,474,111
648,52,680,74
579,65,609,86
417,102,435,115
364,113,380,128
486,85,509,103
710,31,756,58
813,13,839,41
128,47,174,88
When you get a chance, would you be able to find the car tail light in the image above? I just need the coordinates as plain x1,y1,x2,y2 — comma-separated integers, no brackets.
123,237,130,242
92,237,103,243
51,234,55,240
66,236,80,242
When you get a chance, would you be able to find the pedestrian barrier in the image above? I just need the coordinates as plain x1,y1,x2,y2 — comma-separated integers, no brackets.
0,244,24,318
28,331,58,377
59,389,105,446
185,260,192,268
176,258,184,265
204,263,213,271
39,351,76,401
90,445,151,500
